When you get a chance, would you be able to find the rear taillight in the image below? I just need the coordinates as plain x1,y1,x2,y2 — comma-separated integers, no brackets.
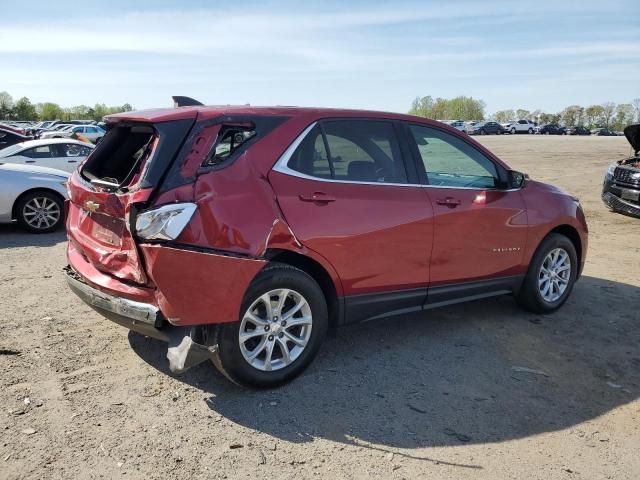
135,203,197,241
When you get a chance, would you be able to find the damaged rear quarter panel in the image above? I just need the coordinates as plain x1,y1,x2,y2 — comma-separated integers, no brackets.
140,244,266,326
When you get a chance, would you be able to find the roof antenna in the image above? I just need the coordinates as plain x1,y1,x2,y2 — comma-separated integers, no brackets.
172,96,204,107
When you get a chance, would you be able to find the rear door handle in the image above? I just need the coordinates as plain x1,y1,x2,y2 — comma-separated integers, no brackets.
68,160,78,163
299,192,336,203
436,197,461,207
25,160,35,163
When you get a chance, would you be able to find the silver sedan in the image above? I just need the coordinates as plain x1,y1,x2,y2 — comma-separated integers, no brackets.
0,163,69,233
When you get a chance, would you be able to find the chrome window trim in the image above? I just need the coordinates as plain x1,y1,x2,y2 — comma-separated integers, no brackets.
271,121,523,192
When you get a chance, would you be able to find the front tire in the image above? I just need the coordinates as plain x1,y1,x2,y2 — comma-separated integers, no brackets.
516,233,578,314
211,264,328,388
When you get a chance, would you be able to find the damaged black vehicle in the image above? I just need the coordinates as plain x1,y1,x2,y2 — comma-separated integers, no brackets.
602,124,640,218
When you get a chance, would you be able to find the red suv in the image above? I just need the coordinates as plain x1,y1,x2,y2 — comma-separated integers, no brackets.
65,101,588,387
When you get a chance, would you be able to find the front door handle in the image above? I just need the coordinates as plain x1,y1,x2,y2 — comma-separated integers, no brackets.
436,197,461,207
25,160,35,163
299,192,336,203
68,160,78,163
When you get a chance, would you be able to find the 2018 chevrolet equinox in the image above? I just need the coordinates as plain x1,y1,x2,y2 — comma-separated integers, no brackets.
64,98,588,387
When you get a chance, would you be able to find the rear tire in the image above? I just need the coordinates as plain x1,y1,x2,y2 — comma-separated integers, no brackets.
516,233,578,314
211,263,328,388
15,190,64,233
528,128,533,134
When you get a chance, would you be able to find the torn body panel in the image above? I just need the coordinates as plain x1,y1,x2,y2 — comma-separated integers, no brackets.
140,244,266,326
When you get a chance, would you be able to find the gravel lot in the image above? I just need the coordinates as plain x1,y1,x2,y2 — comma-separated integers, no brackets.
1,135,639,480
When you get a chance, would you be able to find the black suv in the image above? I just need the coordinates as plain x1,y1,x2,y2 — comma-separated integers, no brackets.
602,124,640,218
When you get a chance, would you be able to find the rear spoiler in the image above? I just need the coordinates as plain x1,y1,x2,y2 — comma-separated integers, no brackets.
172,96,204,107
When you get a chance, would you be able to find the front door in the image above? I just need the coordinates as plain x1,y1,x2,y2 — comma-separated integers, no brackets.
406,124,528,288
269,119,434,323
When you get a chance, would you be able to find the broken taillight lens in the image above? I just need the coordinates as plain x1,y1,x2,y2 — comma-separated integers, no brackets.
135,203,197,241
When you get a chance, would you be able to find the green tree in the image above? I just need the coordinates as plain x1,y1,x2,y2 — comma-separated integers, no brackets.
585,105,605,128
516,109,530,120
632,98,640,123
409,95,484,120
409,96,434,117
560,105,584,127
613,104,634,131
601,102,616,129
39,102,64,120
493,110,515,123
13,97,38,120
0,91,14,120
539,113,561,124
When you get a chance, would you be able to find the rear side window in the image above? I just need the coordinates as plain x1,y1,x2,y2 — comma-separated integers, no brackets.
287,120,408,184
204,125,256,167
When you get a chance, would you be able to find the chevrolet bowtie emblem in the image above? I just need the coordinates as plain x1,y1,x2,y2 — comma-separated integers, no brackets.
85,201,100,213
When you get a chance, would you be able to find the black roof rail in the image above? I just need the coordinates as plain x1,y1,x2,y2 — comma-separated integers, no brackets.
172,96,204,107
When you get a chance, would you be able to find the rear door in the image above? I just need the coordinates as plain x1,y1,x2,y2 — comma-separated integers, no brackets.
15,144,69,171
406,123,527,288
269,119,434,322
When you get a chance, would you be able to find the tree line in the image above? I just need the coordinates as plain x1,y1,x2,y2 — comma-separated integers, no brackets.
0,91,134,122
409,95,640,130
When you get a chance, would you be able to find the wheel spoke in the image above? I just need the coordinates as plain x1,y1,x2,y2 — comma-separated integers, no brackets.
282,297,307,321
275,289,290,316
260,293,274,320
263,340,276,371
239,329,266,343
247,338,267,361
244,311,268,327
277,338,292,365
285,315,312,328
283,330,306,347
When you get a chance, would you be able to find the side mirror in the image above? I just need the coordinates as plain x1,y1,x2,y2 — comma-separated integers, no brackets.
508,170,526,189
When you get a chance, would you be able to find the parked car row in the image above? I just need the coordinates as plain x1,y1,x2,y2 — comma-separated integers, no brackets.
437,119,625,136
0,120,106,147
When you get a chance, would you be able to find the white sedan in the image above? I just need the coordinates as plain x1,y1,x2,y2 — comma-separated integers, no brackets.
0,139,94,173
40,124,105,143
0,163,69,233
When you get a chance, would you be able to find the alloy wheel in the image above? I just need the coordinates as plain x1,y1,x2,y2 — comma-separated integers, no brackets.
238,289,313,371
22,197,61,230
538,248,571,302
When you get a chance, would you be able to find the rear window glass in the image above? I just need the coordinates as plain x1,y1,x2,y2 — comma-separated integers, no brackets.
81,125,154,187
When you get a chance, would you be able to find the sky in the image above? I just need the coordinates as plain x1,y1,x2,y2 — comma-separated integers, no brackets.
1,0,638,114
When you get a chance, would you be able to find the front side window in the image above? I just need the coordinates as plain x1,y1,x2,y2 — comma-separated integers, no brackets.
287,120,408,184
409,125,499,189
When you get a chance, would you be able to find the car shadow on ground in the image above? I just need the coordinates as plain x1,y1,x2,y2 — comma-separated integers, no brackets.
0,224,66,249
128,275,639,455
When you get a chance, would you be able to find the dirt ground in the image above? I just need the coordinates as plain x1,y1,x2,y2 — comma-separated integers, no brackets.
1,135,639,480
